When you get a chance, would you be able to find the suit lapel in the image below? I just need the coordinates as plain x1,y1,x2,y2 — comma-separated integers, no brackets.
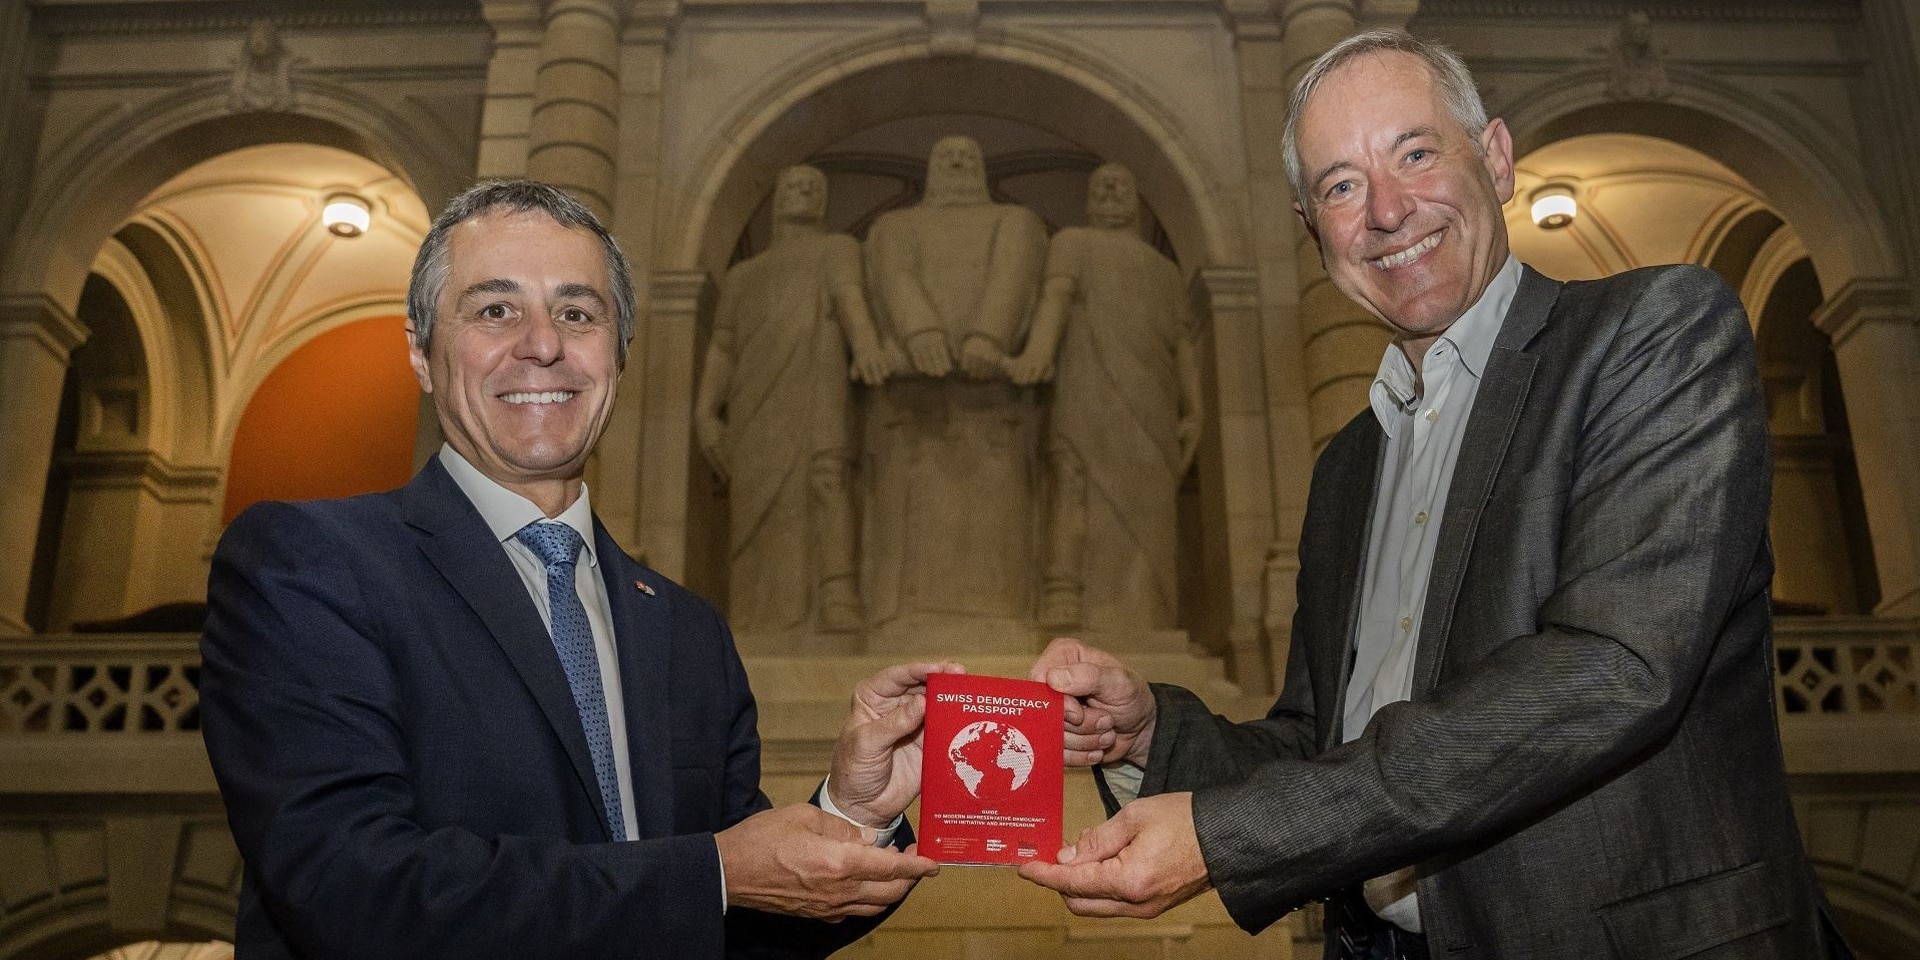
1411,267,1561,693
596,521,674,839
404,459,614,840
1325,424,1385,749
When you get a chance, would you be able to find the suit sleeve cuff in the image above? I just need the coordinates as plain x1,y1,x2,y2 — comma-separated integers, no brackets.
815,774,902,847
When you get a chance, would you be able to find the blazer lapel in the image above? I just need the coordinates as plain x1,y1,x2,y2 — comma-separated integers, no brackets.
1411,266,1560,693
404,459,614,840
1325,423,1385,749
596,520,674,839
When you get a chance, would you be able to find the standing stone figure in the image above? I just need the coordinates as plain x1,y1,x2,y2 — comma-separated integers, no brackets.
862,136,1049,633
695,166,888,634
1008,163,1201,629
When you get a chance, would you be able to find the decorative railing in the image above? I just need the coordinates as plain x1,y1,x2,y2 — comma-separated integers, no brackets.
1,620,1916,736
0,634,202,734
1774,617,1920,716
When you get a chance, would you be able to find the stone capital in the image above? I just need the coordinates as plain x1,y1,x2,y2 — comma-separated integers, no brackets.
1811,278,1916,347
0,295,90,365
1195,266,1261,312
646,270,712,322
544,0,623,28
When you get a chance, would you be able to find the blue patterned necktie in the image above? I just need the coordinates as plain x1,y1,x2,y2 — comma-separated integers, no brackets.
515,521,627,841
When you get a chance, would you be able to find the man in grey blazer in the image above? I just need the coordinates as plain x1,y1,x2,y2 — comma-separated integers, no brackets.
1019,30,1846,960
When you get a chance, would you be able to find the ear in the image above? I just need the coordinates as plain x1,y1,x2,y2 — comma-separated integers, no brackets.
1480,118,1516,205
407,336,433,393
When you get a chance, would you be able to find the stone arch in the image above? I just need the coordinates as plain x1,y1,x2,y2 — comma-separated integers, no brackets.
1501,65,1895,295
664,33,1245,277
2,76,465,318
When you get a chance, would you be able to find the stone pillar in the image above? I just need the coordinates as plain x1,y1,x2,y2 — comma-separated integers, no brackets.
589,3,675,552
1763,352,1862,614
635,271,711,580
0,296,89,635
1280,0,1387,452
524,0,622,219
1813,279,1920,617
476,1,544,180
1195,268,1278,693
44,452,220,630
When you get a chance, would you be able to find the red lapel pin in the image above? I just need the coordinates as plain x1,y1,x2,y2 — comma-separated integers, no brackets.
634,579,656,596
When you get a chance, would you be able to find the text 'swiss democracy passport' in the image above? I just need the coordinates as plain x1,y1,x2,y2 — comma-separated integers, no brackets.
919,673,1063,865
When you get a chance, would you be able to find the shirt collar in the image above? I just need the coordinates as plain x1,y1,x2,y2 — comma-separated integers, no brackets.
437,443,599,567
1367,253,1522,436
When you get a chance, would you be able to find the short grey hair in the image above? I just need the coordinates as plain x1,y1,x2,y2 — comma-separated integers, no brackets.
1282,29,1489,209
407,179,637,364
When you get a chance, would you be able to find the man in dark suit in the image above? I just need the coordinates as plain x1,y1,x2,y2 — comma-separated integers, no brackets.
1019,30,1847,959
201,180,943,959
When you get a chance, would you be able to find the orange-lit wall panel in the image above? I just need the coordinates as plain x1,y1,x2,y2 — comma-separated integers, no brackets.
223,316,419,523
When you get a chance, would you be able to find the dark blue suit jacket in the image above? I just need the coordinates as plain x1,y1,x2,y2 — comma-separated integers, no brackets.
201,458,887,958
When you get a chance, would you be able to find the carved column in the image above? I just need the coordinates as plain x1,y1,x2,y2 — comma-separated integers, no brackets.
1763,354,1863,614
525,0,622,219
1280,0,1387,452
1194,268,1277,693
0,296,89,635
635,271,712,581
589,2,675,551
1813,279,1920,616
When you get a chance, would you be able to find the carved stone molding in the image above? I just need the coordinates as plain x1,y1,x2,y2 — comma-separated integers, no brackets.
1811,278,1916,347
33,2,485,37
1412,0,1859,22
0,295,90,364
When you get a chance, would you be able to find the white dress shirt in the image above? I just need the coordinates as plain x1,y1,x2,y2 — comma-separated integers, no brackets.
438,445,641,843
1346,254,1522,930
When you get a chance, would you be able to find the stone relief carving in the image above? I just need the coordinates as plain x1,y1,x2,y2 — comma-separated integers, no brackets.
228,19,297,113
861,135,1048,637
1008,163,1201,630
701,143,1203,647
696,166,886,635
1605,11,1670,102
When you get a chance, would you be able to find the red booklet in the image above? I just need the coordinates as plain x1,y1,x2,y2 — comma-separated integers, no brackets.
918,673,1064,865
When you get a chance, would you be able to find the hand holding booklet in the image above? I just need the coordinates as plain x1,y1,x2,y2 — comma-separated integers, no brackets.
918,673,1064,865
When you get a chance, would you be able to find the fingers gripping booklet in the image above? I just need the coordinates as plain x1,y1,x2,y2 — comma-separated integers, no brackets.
919,673,1064,865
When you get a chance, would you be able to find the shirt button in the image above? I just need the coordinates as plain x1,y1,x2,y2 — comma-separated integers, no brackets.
1399,615,1414,631
1415,511,1429,525
1424,408,1438,422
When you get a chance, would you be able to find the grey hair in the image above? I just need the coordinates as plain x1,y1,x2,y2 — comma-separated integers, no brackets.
1282,29,1489,209
406,179,637,364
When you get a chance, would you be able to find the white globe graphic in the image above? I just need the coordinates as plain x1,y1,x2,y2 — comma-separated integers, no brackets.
947,721,1035,802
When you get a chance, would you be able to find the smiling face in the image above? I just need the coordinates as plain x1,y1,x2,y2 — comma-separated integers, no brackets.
1294,51,1514,353
408,209,621,513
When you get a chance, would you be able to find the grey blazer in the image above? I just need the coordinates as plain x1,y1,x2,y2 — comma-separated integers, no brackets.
1138,265,1835,959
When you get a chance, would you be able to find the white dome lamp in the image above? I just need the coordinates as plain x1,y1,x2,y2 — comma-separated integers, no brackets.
322,193,372,238
1529,183,1578,230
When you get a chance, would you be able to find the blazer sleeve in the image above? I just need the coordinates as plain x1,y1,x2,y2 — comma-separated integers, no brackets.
202,503,729,959
1186,267,1773,931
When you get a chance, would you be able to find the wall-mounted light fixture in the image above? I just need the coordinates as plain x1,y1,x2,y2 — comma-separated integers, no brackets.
1529,183,1578,230
322,193,372,238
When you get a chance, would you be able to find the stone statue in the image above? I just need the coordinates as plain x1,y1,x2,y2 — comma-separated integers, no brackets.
228,20,296,113
1007,163,1201,629
862,136,1048,637
1605,11,1670,101
695,166,889,634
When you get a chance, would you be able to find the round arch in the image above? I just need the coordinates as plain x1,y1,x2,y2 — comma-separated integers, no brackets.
2,76,467,319
1501,66,1895,295
0,895,232,960
665,34,1245,276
